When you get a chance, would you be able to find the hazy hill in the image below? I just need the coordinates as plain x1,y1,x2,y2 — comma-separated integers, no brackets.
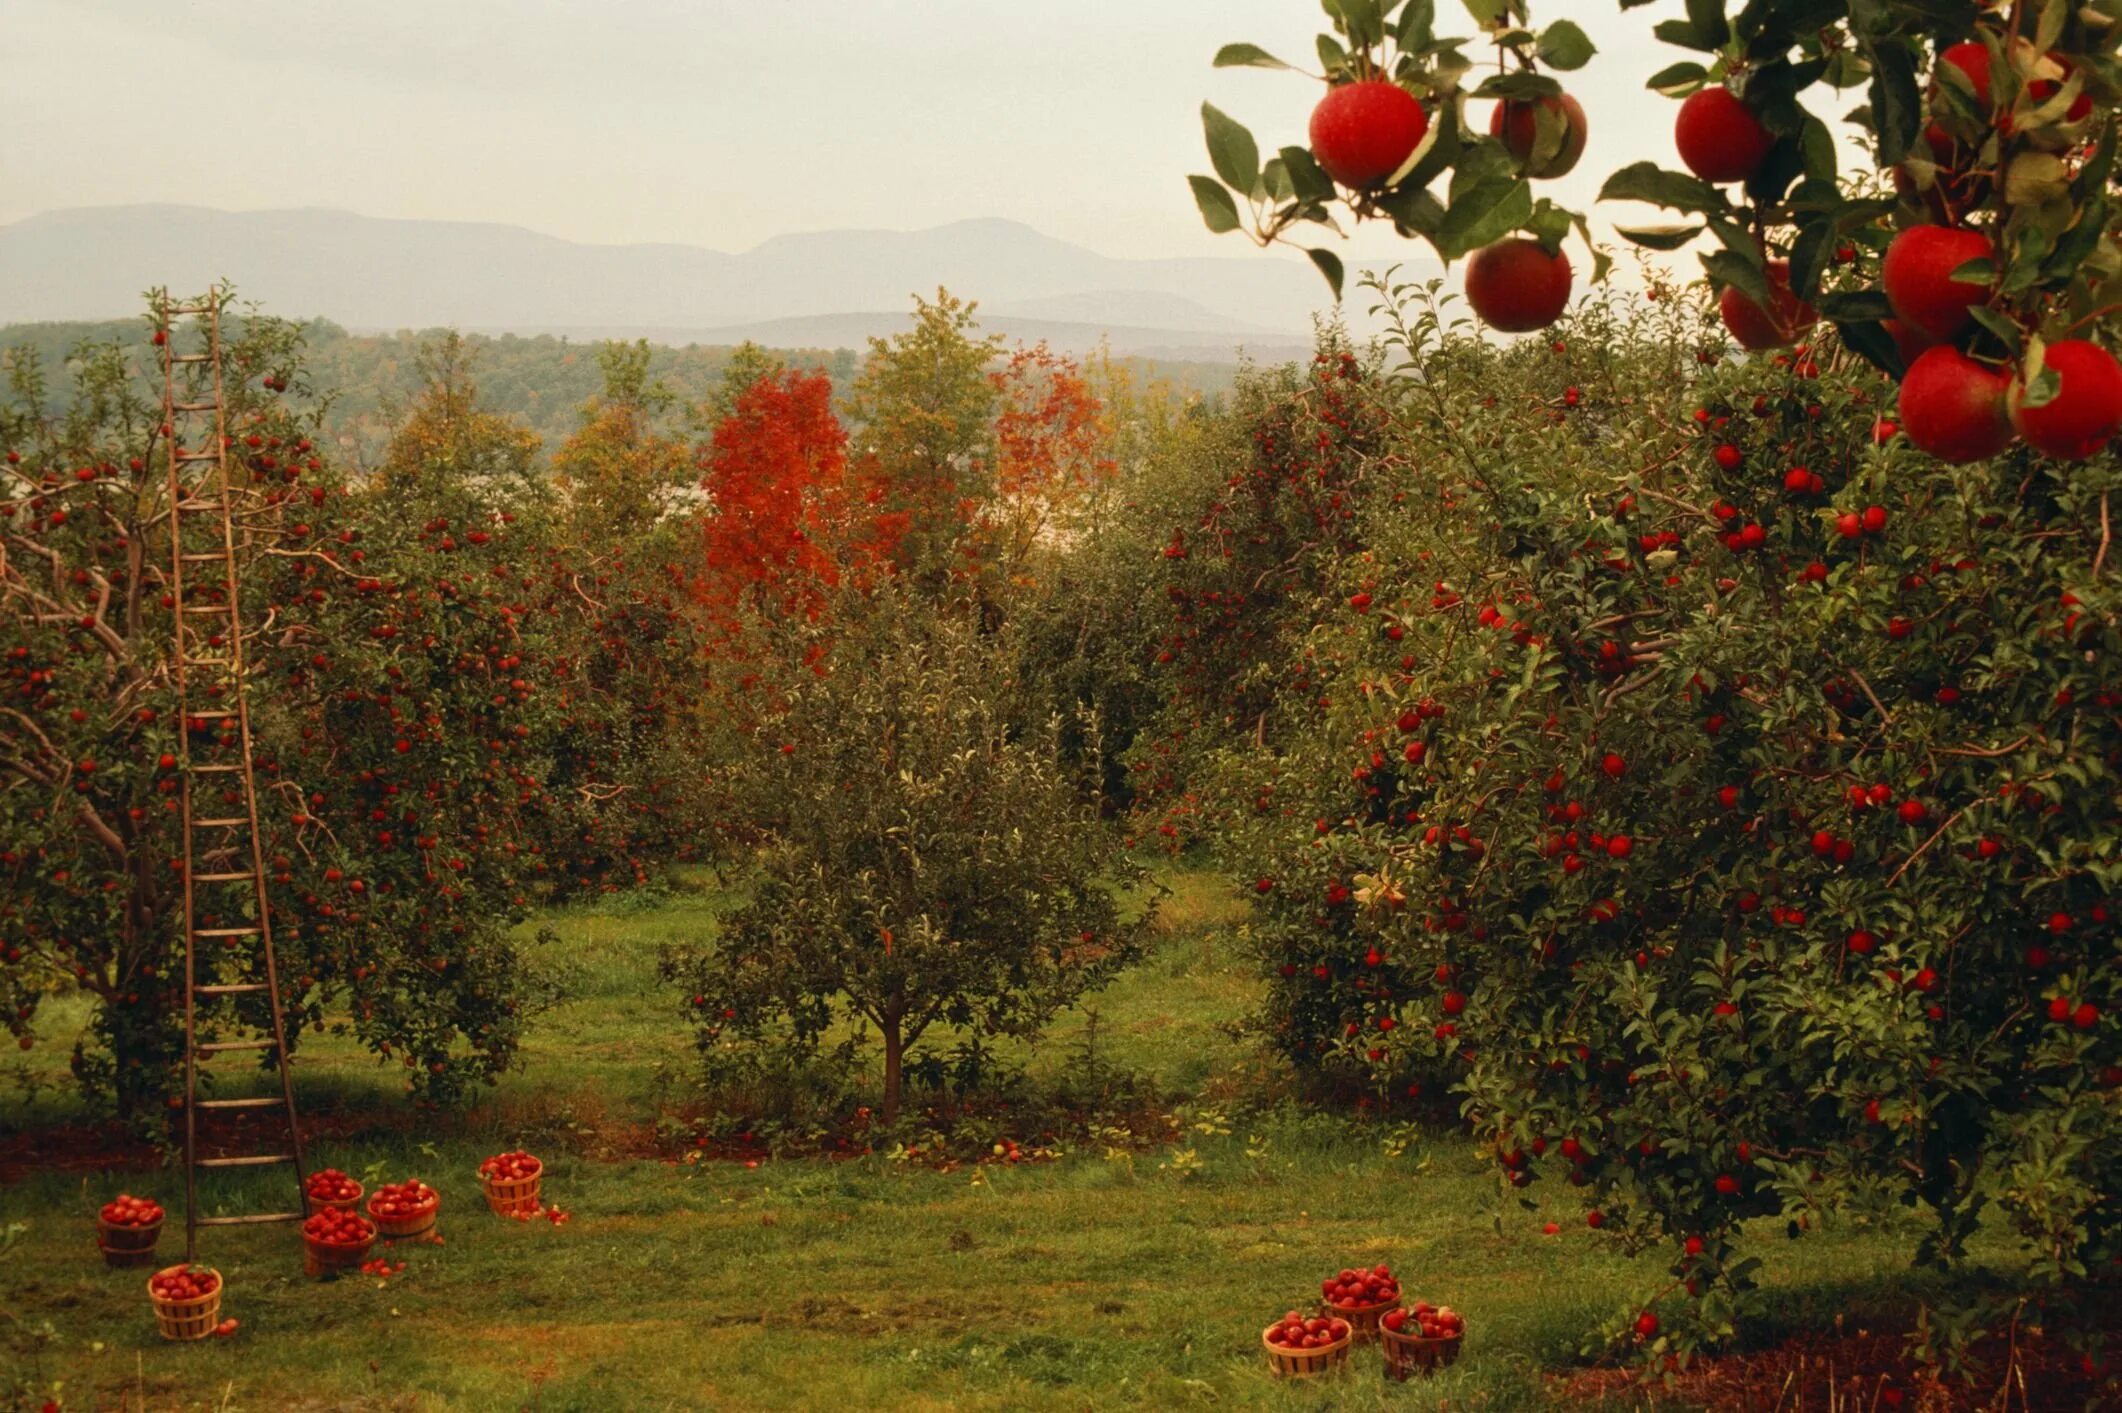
0,206,1339,361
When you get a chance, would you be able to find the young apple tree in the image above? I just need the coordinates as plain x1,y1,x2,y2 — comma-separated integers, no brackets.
667,589,1145,1123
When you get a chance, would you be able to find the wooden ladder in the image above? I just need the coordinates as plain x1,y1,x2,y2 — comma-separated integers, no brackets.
157,293,308,1260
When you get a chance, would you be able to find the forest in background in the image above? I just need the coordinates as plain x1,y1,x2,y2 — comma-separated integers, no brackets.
0,316,1242,467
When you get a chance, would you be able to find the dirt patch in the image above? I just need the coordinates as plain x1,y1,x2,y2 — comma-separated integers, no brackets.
1558,1319,2118,1411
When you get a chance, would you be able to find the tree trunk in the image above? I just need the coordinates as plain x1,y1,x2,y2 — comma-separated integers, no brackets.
881,1017,905,1125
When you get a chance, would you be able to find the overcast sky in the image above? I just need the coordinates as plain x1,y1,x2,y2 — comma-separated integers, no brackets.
5,0,1703,267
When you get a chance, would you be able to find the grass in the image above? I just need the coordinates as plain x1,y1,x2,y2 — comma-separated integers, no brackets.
0,869,2028,1411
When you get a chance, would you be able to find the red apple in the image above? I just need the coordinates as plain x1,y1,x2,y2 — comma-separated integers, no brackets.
1900,346,2013,463
2009,340,2122,461
1882,226,1994,343
1309,81,1428,189
1490,92,1588,179
1464,238,1573,333
1720,262,1816,350
1675,87,1775,184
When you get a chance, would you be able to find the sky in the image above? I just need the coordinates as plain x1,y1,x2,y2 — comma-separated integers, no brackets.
3,0,1704,266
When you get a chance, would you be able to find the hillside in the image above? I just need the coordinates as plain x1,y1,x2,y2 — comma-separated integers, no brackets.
0,207,1342,361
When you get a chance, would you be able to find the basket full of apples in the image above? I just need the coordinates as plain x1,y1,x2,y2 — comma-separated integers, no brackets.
366,1178,441,1241
478,1150,542,1216
1321,1262,1401,1338
303,1167,364,1216
1262,1310,1353,1375
1380,1300,1465,1380
301,1207,376,1276
147,1264,223,1340
97,1193,165,1268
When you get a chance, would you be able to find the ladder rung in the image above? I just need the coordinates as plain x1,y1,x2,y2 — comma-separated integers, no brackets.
193,1096,284,1111
195,929,261,942
193,871,256,883
164,303,214,316
197,1212,301,1227
196,1154,293,1168
186,709,237,720
180,552,229,562
179,658,234,669
182,603,233,615
176,451,219,462
190,764,244,774
175,499,223,513
198,1038,276,1054
193,817,250,828
170,354,212,364
173,401,218,413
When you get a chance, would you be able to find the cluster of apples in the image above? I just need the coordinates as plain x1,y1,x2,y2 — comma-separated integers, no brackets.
368,1178,438,1222
479,1149,541,1183
1383,1301,1465,1341
1671,48,2120,465
1322,1262,1401,1310
99,1193,163,1228
304,1168,361,1205
149,1265,218,1302
1306,81,1585,334
1266,1311,1354,1351
301,1207,375,1247
1880,39,2122,465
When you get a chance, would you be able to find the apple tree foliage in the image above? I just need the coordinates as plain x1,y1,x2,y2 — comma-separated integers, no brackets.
664,587,1148,1127
1179,0,2122,1368
0,302,710,1121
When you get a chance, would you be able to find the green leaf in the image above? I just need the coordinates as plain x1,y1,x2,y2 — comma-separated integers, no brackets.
1317,32,1350,75
1524,201,1572,252
1187,175,1243,235
1685,0,1730,50
1535,19,1595,71
1702,247,1771,311
1461,0,1508,25
1798,116,1838,183
1471,71,1563,101
1613,222,1704,251
1279,145,1338,204
1261,157,1294,204
1816,290,1893,322
1967,306,2024,355
2018,364,2060,410
1841,317,1904,378
1599,161,1722,214
1201,103,1261,195
1861,36,1920,167
1307,248,1347,300
2004,151,2069,207
1646,61,1709,97
1653,18,1716,52
1822,49,1871,91
1790,221,1832,299
1397,0,1436,48
1432,174,1532,260
1213,43,1294,71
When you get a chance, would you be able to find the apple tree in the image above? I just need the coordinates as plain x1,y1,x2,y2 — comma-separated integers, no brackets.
665,587,1146,1125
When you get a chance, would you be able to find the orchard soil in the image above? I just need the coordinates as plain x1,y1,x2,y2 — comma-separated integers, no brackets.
0,870,2104,1411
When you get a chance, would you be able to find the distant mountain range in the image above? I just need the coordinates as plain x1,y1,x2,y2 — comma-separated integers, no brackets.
0,206,1361,362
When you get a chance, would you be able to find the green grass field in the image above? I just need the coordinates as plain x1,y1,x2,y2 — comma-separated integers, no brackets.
0,871,2026,1411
